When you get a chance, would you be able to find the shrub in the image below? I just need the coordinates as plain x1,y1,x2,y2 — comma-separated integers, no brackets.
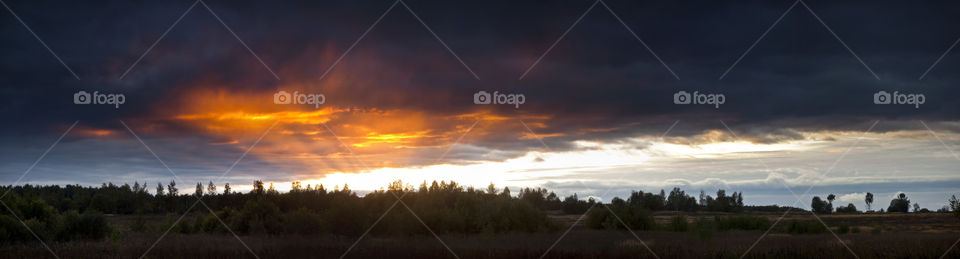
130,213,148,232
691,217,715,240
851,226,861,233
785,220,827,234
585,204,654,231
837,222,850,234
871,225,882,235
669,214,688,232
282,208,325,234
715,215,770,231
59,210,110,240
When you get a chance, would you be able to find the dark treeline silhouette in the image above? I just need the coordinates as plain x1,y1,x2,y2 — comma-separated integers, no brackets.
3,180,958,244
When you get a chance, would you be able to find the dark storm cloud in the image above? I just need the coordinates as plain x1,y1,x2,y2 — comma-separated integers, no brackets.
3,0,960,183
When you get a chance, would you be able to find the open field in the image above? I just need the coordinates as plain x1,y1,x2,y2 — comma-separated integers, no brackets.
1,212,957,258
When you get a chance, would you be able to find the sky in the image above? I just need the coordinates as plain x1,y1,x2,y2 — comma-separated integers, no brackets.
2,0,959,210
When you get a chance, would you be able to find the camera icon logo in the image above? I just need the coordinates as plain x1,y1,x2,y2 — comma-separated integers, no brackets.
673,91,691,104
274,91,292,104
873,91,891,104
474,91,492,104
74,91,91,104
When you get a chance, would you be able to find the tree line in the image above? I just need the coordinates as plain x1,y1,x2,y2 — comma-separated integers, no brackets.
2,180,959,243
810,192,959,214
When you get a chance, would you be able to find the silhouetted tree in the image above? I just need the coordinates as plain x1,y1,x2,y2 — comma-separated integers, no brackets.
811,196,831,214
207,181,216,195
950,195,960,219
155,182,164,196
195,182,203,197
252,180,265,195
167,181,178,196
888,193,910,213
223,183,231,195
827,194,836,210
865,192,874,211
836,203,858,213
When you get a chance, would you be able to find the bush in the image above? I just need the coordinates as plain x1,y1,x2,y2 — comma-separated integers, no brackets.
669,214,688,232
785,220,827,234
130,213,148,232
871,225,882,235
837,222,850,234
715,215,770,231
586,204,654,230
851,226,861,233
282,208,325,234
691,217,715,240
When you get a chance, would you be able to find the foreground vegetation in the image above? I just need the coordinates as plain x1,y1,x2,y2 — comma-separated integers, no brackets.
1,180,958,258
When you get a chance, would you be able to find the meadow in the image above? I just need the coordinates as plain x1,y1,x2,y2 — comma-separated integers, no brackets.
1,181,958,258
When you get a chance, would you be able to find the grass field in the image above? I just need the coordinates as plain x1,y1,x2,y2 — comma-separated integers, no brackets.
1,211,957,258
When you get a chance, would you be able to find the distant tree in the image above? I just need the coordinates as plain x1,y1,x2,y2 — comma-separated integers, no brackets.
836,203,858,213
950,195,960,219
827,194,836,209
811,196,831,214
699,190,707,206
887,193,910,213
418,181,427,193
501,187,511,198
155,182,164,196
291,181,303,192
223,183,231,195
252,180,265,195
487,183,497,194
167,180,178,196
207,181,216,195
913,203,921,213
194,182,203,196
666,187,698,211
267,183,279,195
865,192,874,211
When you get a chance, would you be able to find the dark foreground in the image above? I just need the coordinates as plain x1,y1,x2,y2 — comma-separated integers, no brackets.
2,215,958,259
